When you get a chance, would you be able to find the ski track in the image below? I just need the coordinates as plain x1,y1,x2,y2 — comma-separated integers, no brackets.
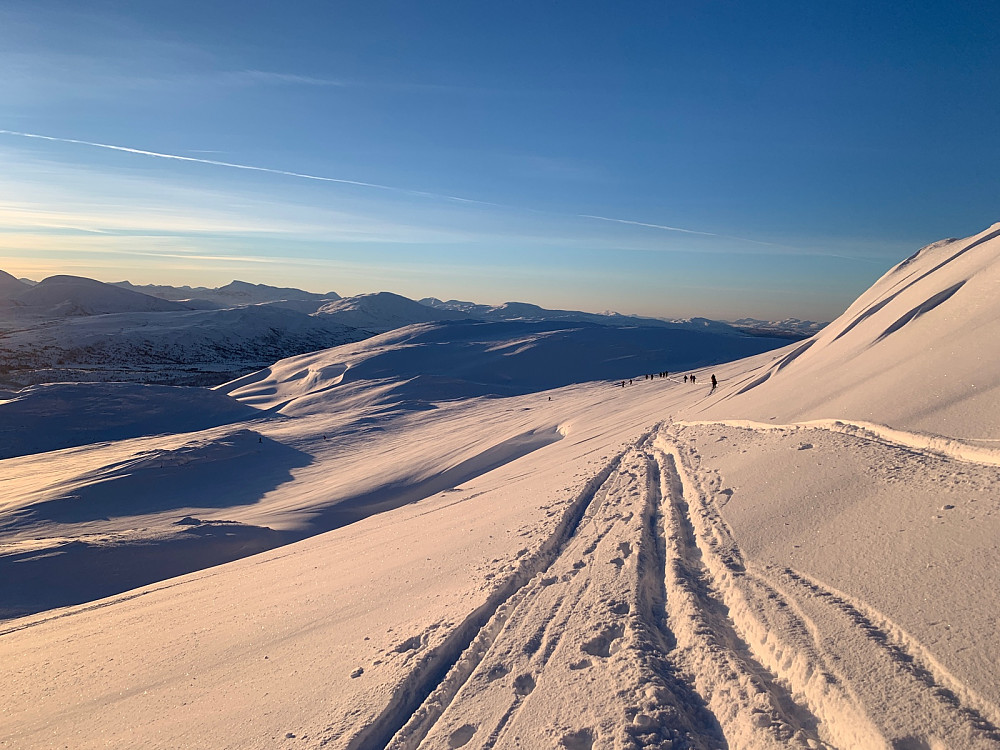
658,424,1000,750
332,440,639,750
348,422,1000,750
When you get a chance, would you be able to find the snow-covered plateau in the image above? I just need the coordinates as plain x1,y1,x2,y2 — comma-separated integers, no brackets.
2,224,1000,749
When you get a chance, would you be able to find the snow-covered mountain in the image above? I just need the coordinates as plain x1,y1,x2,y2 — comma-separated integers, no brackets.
315,291,472,332
0,304,367,387
3,274,189,317
700,222,1000,438
419,296,753,333
728,317,826,338
3,225,1000,749
0,270,31,298
114,279,341,309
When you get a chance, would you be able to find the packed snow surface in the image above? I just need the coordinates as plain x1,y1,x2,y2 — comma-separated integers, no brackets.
2,224,1000,749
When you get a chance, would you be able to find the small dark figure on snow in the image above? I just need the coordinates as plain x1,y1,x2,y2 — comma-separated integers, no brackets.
691,374,696,384
684,374,688,383
711,374,717,391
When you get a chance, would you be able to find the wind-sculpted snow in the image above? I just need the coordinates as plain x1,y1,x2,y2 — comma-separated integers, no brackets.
2,226,1000,748
219,320,789,414
698,222,1000,438
0,382,261,459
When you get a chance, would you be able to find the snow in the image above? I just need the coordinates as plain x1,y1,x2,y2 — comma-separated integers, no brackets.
114,279,341,308
0,304,367,387
316,291,472,332
0,382,261,459
2,224,999,749
0,270,31,298
6,274,189,316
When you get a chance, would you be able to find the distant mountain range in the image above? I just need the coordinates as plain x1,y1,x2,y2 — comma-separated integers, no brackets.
114,279,340,309
0,272,818,387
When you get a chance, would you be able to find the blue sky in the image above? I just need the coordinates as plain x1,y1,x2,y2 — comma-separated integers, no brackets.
1,1,997,320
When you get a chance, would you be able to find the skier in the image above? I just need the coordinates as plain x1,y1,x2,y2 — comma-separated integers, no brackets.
711,374,717,391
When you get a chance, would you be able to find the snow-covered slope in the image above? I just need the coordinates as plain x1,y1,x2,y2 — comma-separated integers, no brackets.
420,296,751,333
2,225,1000,750
0,304,367,386
729,317,826,337
218,319,789,414
0,382,261,459
695,222,1000,437
0,270,31,299
114,279,341,309
315,291,472,332
9,275,189,316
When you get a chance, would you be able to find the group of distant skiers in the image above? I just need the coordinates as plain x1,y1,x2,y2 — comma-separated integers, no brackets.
618,371,718,393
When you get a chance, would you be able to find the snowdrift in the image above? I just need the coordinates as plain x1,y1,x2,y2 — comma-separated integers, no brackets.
0,382,262,459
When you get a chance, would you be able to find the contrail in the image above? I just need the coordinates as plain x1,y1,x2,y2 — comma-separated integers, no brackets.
0,128,499,206
577,214,721,238
0,128,774,246
577,214,780,247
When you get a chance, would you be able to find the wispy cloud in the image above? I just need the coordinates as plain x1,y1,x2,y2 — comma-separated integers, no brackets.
577,214,782,248
0,129,497,206
0,129,789,250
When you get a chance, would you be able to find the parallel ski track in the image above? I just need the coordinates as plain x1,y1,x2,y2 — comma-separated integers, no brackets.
651,438,830,749
661,424,1000,749
336,441,639,750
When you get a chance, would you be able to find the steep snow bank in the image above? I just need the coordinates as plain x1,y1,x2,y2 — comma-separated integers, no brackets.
694,223,1000,439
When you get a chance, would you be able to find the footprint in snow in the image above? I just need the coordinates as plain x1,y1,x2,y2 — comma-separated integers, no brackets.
608,601,630,615
447,724,477,748
484,663,509,682
581,624,624,658
513,673,536,696
561,728,594,750
394,635,422,653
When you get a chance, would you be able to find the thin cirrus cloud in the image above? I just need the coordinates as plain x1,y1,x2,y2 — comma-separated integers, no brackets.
0,129,780,249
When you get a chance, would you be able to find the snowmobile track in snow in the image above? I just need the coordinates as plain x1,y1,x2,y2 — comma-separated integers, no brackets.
336,423,1000,750
338,442,638,750
651,437,830,749
661,423,1000,750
